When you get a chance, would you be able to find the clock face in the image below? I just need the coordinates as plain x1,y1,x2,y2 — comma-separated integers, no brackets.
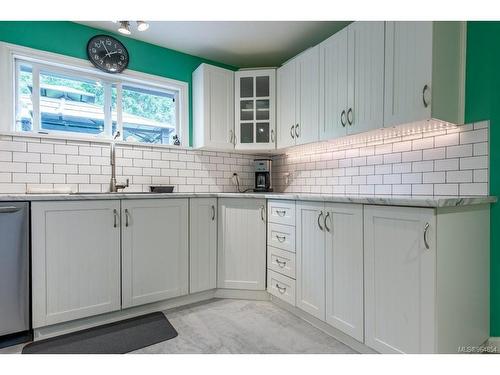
86,35,129,74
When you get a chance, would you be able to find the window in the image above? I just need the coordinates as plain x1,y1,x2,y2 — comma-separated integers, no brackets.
13,53,186,146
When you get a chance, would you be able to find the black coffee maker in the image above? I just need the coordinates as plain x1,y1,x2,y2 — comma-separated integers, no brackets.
254,158,273,192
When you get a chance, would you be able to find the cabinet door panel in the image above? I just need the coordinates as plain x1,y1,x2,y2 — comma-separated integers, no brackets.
209,67,234,148
347,21,385,134
364,205,436,353
296,201,325,320
296,46,320,145
320,28,348,140
190,198,217,294
384,21,433,127
31,201,121,328
325,203,364,342
122,199,188,308
218,198,266,290
277,61,296,148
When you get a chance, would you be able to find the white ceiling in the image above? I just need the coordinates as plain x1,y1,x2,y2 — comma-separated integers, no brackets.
78,21,351,67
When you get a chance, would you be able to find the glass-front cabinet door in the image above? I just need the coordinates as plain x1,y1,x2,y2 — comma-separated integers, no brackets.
234,69,276,150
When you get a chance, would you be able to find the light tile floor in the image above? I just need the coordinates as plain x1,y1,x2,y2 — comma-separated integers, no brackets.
0,299,357,354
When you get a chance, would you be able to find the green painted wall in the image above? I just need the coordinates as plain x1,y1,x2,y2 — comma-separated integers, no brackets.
0,21,237,146
465,21,500,335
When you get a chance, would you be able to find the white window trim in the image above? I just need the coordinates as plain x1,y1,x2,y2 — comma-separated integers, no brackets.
0,41,190,147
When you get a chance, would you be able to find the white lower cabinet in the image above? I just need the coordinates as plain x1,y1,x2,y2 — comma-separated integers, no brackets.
218,198,266,290
296,201,326,320
31,201,121,328
121,199,189,308
364,205,436,353
189,198,217,294
324,203,364,342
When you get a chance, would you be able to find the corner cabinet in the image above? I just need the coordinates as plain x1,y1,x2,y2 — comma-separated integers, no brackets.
189,198,217,294
193,63,235,150
217,198,267,290
234,69,276,150
277,46,320,148
121,199,188,308
31,201,121,328
384,21,466,127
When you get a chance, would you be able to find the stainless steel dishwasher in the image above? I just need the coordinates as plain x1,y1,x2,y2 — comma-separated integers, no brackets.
0,202,31,348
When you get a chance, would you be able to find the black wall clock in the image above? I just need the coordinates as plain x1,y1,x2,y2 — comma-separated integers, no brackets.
87,35,129,74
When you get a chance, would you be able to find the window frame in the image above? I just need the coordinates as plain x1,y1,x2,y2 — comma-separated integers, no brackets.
0,42,189,147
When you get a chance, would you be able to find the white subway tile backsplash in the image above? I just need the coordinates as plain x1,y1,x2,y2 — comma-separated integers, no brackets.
273,122,489,196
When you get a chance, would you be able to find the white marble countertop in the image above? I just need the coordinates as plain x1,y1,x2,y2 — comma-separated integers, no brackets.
0,192,496,208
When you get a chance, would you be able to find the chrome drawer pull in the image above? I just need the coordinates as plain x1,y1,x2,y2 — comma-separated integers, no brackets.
276,209,286,217
275,259,287,268
276,284,287,294
275,235,286,243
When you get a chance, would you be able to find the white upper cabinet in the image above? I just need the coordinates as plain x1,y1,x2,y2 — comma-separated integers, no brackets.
121,199,189,308
235,69,276,150
295,45,320,145
347,21,385,134
277,60,297,149
277,46,320,148
193,63,235,150
217,198,267,290
189,198,217,294
364,205,436,354
384,21,465,127
320,22,384,140
31,201,121,328
319,28,349,140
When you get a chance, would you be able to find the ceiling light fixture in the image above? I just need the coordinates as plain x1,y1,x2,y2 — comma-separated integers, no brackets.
137,21,150,32
118,21,131,35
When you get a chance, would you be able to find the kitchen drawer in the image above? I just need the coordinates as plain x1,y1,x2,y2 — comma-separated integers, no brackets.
268,222,295,252
267,270,296,306
268,246,296,279
268,200,295,226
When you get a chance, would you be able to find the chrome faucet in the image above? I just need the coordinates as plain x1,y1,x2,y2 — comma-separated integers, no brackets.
109,131,129,192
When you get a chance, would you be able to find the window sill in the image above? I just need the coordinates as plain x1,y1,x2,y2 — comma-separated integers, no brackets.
0,130,193,151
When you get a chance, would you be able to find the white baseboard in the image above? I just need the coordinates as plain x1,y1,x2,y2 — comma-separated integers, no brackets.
33,288,270,341
270,296,377,354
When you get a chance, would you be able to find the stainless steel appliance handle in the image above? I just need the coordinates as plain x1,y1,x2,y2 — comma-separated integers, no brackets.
0,206,22,214
125,208,130,227
424,222,430,250
211,205,216,221
317,211,324,231
324,212,331,232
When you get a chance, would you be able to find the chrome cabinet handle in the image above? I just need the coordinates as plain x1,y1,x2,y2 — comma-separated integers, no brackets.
276,284,287,294
229,129,234,143
271,128,275,143
340,110,347,127
276,235,286,243
0,206,21,213
276,209,286,217
423,222,430,250
211,205,215,221
347,108,353,125
422,84,430,108
113,209,118,228
317,211,324,231
295,124,299,138
324,212,331,232
260,206,266,222
125,208,130,227
275,259,287,268
290,125,295,139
